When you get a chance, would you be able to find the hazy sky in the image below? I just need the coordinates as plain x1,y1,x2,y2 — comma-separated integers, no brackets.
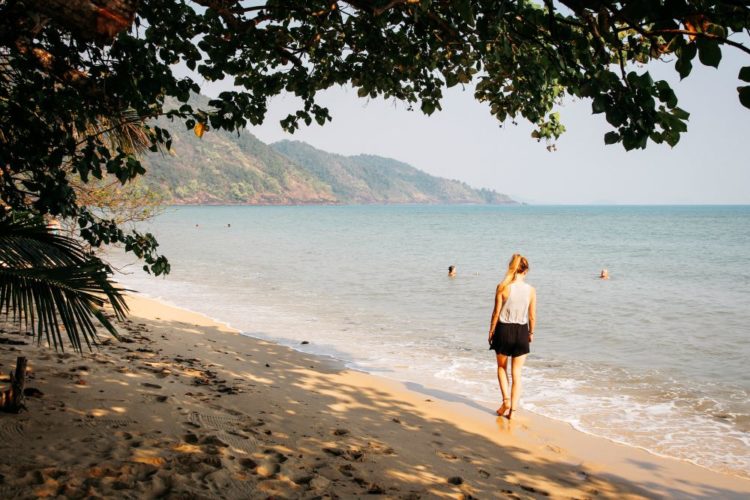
199,48,749,205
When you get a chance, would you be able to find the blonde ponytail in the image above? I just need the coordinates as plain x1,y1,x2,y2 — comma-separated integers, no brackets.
498,253,529,293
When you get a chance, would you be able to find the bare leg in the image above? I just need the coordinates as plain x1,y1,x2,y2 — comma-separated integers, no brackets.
508,354,527,419
495,354,510,416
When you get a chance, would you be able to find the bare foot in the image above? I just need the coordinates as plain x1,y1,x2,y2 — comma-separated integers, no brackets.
496,399,510,417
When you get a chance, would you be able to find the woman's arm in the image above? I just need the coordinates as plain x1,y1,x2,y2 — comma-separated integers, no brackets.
488,285,503,342
528,288,536,342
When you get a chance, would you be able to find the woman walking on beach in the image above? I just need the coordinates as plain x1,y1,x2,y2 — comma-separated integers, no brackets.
488,254,536,419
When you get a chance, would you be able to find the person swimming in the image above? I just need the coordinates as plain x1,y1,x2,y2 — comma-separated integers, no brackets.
600,268,610,280
448,265,456,277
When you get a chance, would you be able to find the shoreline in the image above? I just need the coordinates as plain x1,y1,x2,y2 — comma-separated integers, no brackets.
1,293,748,498
152,295,750,484
128,290,749,482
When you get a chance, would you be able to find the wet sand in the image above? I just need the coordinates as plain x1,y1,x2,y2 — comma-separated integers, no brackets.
0,294,748,499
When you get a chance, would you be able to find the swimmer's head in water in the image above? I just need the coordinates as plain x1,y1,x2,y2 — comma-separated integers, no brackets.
600,269,609,279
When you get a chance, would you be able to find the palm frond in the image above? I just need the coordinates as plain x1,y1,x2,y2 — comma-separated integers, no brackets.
77,108,162,157
0,215,128,352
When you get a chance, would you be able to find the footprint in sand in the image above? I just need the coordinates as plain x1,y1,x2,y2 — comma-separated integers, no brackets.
187,412,259,453
338,463,356,477
189,411,241,429
437,450,459,461
546,444,563,454
141,393,169,403
0,485,22,498
520,484,551,496
84,416,136,429
0,419,26,441
367,441,396,456
323,446,364,462
257,449,287,478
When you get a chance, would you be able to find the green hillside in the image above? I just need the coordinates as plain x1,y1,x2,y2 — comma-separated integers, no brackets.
272,140,515,204
141,119,335,205
140,102,514,205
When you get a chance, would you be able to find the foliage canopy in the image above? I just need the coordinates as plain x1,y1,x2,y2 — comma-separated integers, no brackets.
1,0,749,275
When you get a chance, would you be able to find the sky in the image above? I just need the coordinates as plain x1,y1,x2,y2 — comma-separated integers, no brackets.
198,47,749,205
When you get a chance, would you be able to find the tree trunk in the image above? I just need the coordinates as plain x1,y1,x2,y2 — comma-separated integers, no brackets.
0,357,27,413
27,0,139,41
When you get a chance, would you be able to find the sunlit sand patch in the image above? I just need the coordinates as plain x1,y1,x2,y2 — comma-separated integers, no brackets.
132,448,166,466
327,401,374,413
179,368,204,377
218,368,251,379
173,443,202,454
103,378,130,386
32,478,60,498
142,361,172,369
313,386,357,400
238,373,273,384
227,446,251,456
388,468,446,486
88,467,109,478
83,411,136,428
423,486,460,499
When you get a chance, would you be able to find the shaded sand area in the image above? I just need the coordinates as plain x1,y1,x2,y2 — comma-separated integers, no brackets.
1,294,748,499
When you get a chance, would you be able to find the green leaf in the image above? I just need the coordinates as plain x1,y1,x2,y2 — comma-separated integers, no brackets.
672,107,690,120
739,67,750,83
622,134,638,151
592,95,607,114
604,131,619,145
705,23,726,39
697,39,721,68
421,100,436,115
664,131,680,147
675,56,692,79
682,42,698,62
456,0,475,27
739,86,750,109
445,73,459,88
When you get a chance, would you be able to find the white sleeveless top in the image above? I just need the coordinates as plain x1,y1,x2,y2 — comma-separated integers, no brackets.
499,281,532,325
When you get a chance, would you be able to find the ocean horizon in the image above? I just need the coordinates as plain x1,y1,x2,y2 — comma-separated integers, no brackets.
109,204,750,478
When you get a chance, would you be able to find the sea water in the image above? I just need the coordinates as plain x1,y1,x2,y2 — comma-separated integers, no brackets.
108,205,750,478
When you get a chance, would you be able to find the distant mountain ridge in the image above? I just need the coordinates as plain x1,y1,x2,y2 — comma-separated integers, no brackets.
141,100,515,205
271,141,514,205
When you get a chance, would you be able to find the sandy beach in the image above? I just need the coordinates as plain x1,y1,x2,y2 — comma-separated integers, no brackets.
0,294,748,499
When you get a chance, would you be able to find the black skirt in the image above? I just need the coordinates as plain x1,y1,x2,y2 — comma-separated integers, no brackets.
489,322,530,357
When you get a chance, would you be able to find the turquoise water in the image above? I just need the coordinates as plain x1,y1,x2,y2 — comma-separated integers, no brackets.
109,205,750,477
